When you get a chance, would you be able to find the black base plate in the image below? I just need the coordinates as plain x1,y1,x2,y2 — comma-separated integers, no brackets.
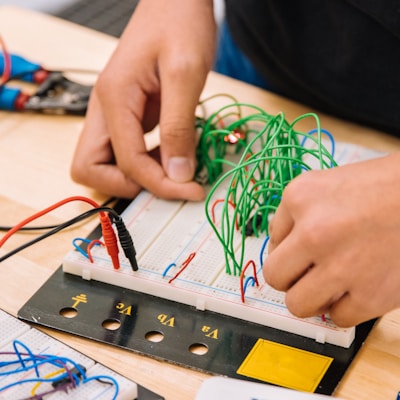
18,265,375,396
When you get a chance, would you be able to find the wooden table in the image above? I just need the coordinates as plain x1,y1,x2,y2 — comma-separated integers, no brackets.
1,5,400,399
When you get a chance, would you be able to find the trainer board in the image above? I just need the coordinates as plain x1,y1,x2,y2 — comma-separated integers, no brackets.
62,140,382,349
63,139,382,347
63,190,351,347
19,137,381,395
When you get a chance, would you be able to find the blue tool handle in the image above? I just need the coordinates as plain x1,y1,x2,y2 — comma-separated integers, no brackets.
0,86,22,110
0,52,41,82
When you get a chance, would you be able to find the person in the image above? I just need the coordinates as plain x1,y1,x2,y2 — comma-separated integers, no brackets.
70,0,400,328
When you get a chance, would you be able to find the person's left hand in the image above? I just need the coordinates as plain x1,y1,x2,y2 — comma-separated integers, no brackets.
70,0,215,200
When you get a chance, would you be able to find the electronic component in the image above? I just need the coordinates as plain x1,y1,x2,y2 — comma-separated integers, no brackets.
51,364,86,389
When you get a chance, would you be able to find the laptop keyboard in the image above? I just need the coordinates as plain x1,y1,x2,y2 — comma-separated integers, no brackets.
56,0,139,37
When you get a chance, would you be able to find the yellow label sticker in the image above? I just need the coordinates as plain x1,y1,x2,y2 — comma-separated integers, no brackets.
237,339,333,392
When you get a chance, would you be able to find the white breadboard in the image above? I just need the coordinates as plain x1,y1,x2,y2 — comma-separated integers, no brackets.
62,141,384,349
0,309,137,399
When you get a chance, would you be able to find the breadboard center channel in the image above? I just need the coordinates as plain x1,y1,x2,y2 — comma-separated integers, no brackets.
63,140,382,349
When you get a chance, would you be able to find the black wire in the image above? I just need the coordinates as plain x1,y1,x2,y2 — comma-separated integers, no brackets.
0,197,117,232
0,223,65,232
0,206,120,263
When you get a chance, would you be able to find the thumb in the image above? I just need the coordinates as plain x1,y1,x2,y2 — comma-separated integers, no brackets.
159,66,206,183
161,115,197,183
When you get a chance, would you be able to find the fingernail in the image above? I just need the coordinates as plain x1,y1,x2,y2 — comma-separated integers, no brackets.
167,157,194,183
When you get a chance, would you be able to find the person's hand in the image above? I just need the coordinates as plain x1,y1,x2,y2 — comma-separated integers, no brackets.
71,0,216,200
263,152,400,327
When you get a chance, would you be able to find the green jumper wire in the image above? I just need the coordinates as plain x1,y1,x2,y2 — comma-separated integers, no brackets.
195,101,337,275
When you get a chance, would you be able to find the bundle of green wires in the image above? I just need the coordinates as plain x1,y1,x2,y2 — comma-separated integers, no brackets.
195,100,336,275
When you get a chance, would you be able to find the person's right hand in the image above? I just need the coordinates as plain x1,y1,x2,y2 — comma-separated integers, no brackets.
263,152,400,327
71,0,216,200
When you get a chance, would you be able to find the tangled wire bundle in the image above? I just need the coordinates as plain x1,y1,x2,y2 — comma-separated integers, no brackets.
195,100,336,275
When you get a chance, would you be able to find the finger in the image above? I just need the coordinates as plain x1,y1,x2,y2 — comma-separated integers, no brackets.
268,200,295,253
99,79,204,200
263,227,314,291
80,163,143,199
71,90,142,198
284,265,347,320
328,292,379,328
159,55,208,183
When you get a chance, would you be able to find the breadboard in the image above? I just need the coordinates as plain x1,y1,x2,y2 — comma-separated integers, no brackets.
0,309,139,400
62,141,383,349
63,191,352,347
